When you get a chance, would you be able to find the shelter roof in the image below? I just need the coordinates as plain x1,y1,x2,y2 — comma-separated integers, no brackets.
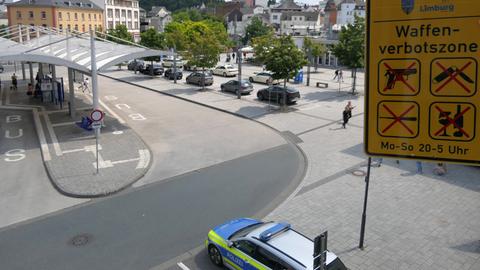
0,25,170,74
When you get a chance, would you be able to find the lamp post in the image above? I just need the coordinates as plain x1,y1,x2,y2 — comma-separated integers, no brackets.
237,45,242,99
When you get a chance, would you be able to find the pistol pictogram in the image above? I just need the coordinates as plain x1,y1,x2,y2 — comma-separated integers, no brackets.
384,68,417,89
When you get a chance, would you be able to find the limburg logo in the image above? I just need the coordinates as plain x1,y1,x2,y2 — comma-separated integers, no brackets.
402,0,414,14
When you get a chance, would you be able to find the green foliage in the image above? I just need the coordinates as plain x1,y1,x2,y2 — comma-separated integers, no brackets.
140,28,166,61
107,24,134,44
242,17,273,45
172,9,222,23
140,28,166,49
183,21,222,69
267,0,276,7
303,37,326,70
260,35,307,83
332,15,365,69
140,0,224,14
251,32,277,64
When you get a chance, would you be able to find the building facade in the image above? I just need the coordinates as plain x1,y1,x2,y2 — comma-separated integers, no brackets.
143,6,171,33
7,0,104,33
104,0,140,41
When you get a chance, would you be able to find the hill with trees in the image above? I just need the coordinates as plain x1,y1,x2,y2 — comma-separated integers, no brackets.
139,0,224,13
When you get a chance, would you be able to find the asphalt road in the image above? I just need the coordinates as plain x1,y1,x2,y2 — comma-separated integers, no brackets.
0,143,302,270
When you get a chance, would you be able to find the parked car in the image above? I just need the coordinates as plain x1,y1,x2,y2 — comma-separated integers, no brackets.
257,85,300,105
220,79,253,95
249,72,279,85
0,64,4,73
162,57,185,68
127,60,144,71
183,62,198,71
186,71,214,86
212,65,239,77
206,218,348,270
141,64,164,76
164,68,183,80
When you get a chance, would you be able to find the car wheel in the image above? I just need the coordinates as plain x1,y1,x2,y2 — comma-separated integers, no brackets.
220,86,224,91
257,92,265,101
235,90,240,95
208,245,223,267
249,77,253,82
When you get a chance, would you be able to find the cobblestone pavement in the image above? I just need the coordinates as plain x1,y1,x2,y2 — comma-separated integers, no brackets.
105,65,479,270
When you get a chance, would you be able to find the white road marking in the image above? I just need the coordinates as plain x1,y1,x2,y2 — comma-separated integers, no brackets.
136,149,150,169
84,93,126,124
41,108,62,156
32,108,51,161
115,103,130,110
111,157,140,165
177,262,190,270
62,148,85,154
104,95,118,101
51,121,76,127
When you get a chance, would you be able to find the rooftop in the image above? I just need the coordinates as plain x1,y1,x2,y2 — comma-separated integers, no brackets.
7,0,103,10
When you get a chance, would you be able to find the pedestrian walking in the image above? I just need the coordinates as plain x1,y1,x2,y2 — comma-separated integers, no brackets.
416,161,423,174
11,73,17,90
232,52,235,60
79,77,90,93
342,101,355,128
333,69,339,81
338,69,344,82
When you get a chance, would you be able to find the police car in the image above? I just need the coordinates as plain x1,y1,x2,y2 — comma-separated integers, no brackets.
206,218,348,270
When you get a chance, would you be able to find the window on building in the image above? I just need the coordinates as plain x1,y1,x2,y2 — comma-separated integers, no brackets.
272,15,277,20
108,21,113,29
127,10,131,18
58,12,62,19
99,14,101,20
82,24,85,32
115,10,119,18
293,17,296,21
67,12,70,20
17,11,22,19
74,24,78,31
67,24,71,31
94,14,97,20
127,21,131,29
299,17,303,21
121,10,126,18
134,11,138,19
89,25,92,31
29,11,34,19
81,13,84,21
74,13,78,20
41,11,46,19
107,9,113,18
59,24,63,30
88,14,91,21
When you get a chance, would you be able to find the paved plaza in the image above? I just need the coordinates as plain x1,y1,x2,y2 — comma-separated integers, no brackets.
0,61,478,270
105,64,480,270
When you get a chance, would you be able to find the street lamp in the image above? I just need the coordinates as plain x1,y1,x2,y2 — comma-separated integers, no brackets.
236,44,242,100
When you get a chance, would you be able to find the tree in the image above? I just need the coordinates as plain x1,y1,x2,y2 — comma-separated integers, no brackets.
258,35,307,108
251,32,277,64
303,37,326,72
267,0,276,7
140,28,166,49
242,17,273,45
332,15,365,94
107,24,133,44
139,28,166,62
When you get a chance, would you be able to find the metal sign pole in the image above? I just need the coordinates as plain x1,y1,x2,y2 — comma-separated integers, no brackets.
95,131,99,174
359,157,372,249
237,47,242,99
173,46,177,84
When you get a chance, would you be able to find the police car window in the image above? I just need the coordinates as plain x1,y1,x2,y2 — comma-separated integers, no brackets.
255,247,291,270
235,240,256,257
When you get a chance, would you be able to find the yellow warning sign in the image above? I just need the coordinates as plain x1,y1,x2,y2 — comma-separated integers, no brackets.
377,101,419,138
378,59,420,95
365,0,480,165
429,102,476,142
430,58,477,97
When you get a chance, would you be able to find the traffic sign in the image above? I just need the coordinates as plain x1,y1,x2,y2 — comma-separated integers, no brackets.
365,0,480,165
91,121,102,129
91,109,104,122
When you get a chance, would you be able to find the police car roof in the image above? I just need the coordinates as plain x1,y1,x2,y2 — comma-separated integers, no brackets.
247,222,337,270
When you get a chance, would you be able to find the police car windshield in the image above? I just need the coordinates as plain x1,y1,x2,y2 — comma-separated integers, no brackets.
229,223,266,240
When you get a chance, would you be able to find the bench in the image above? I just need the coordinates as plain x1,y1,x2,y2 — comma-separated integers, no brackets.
316,82,328,88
